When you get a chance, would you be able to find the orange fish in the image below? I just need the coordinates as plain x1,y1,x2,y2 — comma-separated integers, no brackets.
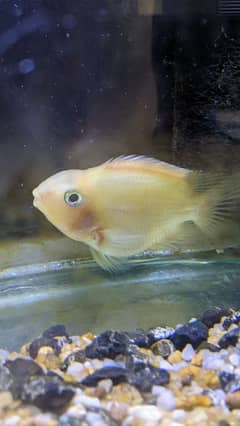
32,155,240,271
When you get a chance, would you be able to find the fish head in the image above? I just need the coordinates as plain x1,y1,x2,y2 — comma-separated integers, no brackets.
32,170,99,243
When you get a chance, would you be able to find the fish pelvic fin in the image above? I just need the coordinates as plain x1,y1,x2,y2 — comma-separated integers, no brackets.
90,248,128,273
190,171,240,244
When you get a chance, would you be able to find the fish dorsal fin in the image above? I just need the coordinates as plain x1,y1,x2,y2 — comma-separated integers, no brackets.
105,155,188,175
90,248,128,273
107,155,162,165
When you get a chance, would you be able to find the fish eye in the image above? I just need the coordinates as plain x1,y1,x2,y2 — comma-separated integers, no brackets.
64,190,83,207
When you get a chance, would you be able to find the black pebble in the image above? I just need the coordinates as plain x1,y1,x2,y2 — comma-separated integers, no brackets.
222,377,240,394
223,312,240,330
5,358,44,378
81,367,127,386
124,330,151,348
200,307,230,328
0,365,13,391
20,376,74,411
72,350,86,363
61,350,86,371
218,327,240,349
151,339,174,358
147,326,175,344
196,342,220,352
170,320,208,350
125,345,148,371
222,318,233,330
128,366,169,392
29,337,61,358
42,324,69,339
219,371,235,391
4,359,45,400
84,331,130,359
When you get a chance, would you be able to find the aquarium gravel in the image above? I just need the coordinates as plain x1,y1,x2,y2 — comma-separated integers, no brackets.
1,308,240,425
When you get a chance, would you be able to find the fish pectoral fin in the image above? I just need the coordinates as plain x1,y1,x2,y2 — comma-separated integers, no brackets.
90,248,128,273
104,230,145,253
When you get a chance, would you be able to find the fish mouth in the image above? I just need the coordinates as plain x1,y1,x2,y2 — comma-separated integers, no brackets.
32,187,41,209
33,198,38,208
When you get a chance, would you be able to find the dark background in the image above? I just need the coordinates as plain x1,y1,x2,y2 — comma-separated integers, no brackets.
0,0,240,239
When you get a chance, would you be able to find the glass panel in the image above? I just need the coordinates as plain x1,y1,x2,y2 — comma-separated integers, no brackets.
0,0,240,347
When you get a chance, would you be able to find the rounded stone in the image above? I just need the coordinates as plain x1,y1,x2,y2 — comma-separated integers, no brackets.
29,337,60,359
201,307,230,328
4,358,44,378
171,320,208,350
176,394,212,409
218,327,240,349
168,350,182,364
0,391,13,409
42,324,69,339
156,388,176,411
151,339,174,358
107,401,129,422
226,391,240,409
128,366,170,392
182,344,195,362
3,415,21,426
81,366,127,386
95,378,113,397
128,405,163,422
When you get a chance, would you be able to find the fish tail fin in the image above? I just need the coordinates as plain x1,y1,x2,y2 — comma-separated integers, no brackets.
189,171,240,244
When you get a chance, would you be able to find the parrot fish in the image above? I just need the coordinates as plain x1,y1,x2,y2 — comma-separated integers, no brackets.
32,155,240,271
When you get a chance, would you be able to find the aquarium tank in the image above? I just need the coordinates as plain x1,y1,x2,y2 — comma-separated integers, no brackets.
0,1,240,425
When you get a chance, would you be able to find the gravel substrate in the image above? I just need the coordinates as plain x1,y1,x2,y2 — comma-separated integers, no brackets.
1,307,240,425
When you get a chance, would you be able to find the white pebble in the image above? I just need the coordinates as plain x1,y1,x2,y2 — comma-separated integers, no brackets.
0,349,9,362
190,408,208,422
86,412,107,426
207,389,227,408
105,401,129,422
171,409,187,422
127,405,162,421
219,349,229,359
3,416,21,426
102,359,125,368
152,385,166,396
76,394,101,409
84,359,102,369
97,378,113,394
64,404,86,418
212,323,224,333
202,355,225,370
34,414,55,425
70,336,82,345
182,344,195,362
157,389,176,411
172,361,188,371
222,363,234,373
234,367,240,376
71,388,84,404
67,362,84,379
229,353,240,367
159,359,174,371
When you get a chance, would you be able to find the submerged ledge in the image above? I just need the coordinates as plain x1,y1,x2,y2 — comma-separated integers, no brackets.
0,253,240,351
